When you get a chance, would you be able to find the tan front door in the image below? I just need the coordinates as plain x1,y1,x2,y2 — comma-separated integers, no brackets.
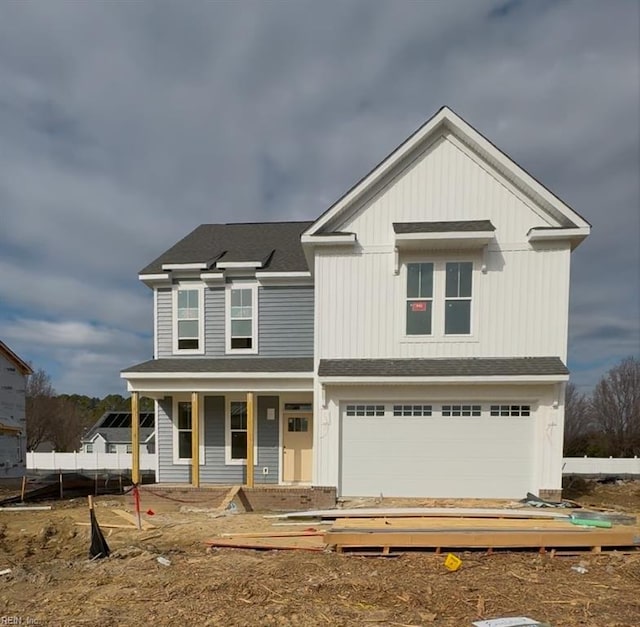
283,414,313,483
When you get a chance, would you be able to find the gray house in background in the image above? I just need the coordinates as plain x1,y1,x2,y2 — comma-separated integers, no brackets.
0,340,33,477
81,411,155,455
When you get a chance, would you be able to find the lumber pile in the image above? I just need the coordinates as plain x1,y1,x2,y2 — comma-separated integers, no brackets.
325,516,640,553
206,507,640,555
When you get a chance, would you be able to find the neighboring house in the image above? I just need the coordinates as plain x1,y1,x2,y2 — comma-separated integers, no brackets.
81,411,155,455
0,340,33,477
122,107,590,499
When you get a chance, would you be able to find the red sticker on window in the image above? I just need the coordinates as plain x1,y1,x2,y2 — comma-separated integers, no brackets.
410,302,427,312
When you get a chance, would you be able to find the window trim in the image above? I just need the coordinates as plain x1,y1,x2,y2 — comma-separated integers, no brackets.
224,395,259,465
225,283,259,355
171,396,206,465
401,259,476,339
172,283,205,355
444,261,474,337
405,262,434,337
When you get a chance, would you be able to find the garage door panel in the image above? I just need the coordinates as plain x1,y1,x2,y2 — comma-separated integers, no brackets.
341,412,535,498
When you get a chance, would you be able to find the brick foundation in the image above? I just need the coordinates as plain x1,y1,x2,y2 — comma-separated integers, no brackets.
538,489,563,502
140,484,336,512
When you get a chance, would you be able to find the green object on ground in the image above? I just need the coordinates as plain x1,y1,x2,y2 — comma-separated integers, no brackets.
569,517,612,528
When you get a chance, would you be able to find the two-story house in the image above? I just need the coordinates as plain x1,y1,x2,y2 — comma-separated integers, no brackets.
122,107,590,500
0,340,33,477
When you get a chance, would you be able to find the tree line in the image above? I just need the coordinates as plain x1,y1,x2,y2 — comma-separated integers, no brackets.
26,370,152,452
564,357,640,457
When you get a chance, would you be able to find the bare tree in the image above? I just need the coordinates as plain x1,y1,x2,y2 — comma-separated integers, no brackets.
563,382,593,455
590,357,640,456
25,369,57,450
48,396,88,452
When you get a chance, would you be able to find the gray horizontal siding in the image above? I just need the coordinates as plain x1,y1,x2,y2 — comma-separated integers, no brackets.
200,395,243,483
259,286,314,357
156,285,314,359
204,289,225,356
158,395,280,485
157,396,189,483
156,288,173,358
256,395,279,484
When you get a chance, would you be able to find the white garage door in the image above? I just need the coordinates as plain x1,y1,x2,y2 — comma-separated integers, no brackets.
340,403,535,499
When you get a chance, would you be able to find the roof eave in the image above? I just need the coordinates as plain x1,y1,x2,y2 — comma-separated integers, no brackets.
527,226,591,250
319,374,569,385
0,341,33,376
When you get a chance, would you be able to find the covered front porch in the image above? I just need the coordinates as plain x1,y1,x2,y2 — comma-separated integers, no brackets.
121,358,314,488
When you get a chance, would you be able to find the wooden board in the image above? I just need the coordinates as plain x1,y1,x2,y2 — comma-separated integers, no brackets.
272,507,572,520
206,535,327,552
220,529,323,538
111,509,156,530
75,522,135,530
332,517,580,531
216,486,241,512
325,526,640,552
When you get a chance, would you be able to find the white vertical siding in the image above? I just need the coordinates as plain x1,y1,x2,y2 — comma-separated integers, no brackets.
314,134,573,362
333,136,555,247
316,245,571,360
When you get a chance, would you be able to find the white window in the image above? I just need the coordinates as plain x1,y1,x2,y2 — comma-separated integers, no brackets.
173,285,205,354
393,405,432,417
445,262,473,335
230,401,247,460
404,260,474,337
442,404,481,417
490,405,531,417
345,404,385,417
406,263,433,335
86,443,93,453
225,399,258,465
126,444,133,454
176,401,193,460
171,398,205,465
226,284,258,353
106,443,117,453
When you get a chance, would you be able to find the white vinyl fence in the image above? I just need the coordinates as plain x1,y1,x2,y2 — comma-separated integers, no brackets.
27,451,157,472
563,456,640,475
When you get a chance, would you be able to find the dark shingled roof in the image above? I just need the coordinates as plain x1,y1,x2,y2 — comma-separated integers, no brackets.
393,220,495,234
81,412,155,444
122,357,314,374
318,357,568,377
140,221,314,275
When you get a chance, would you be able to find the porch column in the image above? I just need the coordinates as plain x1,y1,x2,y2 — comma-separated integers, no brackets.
191,391,200,487
245,392,255,488
131,391,140,484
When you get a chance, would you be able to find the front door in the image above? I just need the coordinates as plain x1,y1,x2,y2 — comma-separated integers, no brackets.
283,414,312,482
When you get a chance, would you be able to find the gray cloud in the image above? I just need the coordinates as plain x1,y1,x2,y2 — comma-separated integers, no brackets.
0,0,637,395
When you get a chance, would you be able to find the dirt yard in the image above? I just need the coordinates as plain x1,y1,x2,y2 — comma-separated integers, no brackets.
0,481,639,627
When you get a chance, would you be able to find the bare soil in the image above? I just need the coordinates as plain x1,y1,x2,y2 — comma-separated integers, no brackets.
0,482,639,626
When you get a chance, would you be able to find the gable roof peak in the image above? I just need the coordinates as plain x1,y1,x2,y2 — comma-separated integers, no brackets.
304,105,590,238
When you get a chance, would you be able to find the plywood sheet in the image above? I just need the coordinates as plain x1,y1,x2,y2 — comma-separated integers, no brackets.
273,507,571,520
206,535,327,552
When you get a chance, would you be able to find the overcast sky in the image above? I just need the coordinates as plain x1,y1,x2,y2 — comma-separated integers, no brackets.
0,0,638,397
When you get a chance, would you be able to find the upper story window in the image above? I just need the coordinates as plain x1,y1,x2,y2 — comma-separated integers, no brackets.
406,263,433,335
226,284,258,354
404,260,474,337
445,262,473,335
173,285,205,354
